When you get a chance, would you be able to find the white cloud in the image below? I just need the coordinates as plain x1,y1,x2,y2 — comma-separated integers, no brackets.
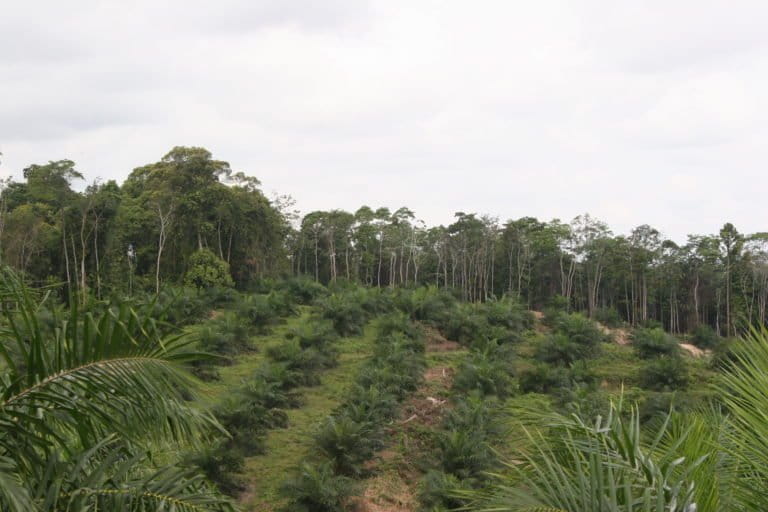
1,0,766,241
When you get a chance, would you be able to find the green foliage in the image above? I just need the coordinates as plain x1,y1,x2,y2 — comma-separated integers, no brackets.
536,313,604,366
452,348,515,398
418,470,471,510
280,277,328,305
519,363,570,394
315,293,367,337
195,312,252,358
313,416,377,477
471,404,701,511
482,297,534,332
594,306,622,327
184,248,235,289
0,267,232,511
280,461,356,512
556,312,605,347
397,286,459,326
639,356,691,391
236,293,281,333
691,324,721,350
266,340,336,385
633,327,680,359
287,318,339,351
444,305,490,345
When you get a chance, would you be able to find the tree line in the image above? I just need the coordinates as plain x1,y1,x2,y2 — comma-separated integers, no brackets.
2,146,767,336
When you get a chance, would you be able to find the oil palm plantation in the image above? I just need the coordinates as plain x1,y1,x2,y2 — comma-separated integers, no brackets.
468,326,768,512
0,267,233,511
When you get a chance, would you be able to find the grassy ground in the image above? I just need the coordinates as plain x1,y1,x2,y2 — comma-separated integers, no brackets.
194,309,311,408
240,322,378,511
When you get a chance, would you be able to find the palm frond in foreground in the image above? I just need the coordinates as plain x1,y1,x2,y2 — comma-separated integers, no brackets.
0,267,233,511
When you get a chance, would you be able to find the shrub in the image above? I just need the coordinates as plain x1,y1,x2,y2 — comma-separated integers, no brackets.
442,394,504,438
418,470,472,510
316,294,367,337
453,350,515,398
535,333,587,366
375,312,421,340
288,318,339,351
594,307,622,328
237,294,280,333
340,385,399,424
519,363,570,394
633,328,679,359
399,286,458,327
542,294,569,327
184,248,234,289
267,290,298,317
313,415,378,477
281,277,328,305
556,313,605,348
280,461,356,512
266,340,335,385
254,361,308,392
691,324,721,350
435,429,497,481
196,312,252,357
639,356,690,391
187,445,245,496
482,298,534,332
444,305,490,345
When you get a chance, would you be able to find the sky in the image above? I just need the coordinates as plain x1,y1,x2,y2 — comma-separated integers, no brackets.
1,1,766,242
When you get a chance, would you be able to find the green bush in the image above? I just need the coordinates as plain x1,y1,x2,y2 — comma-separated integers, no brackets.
639,356,690,391
633,328,679,359
519,363,570,394
266,340,336,385
542,294,569,327
187,445,245,496
280,277,328,305
435,429,497,481
691,324,721,350
340,385,399,424
184,248,234,289
313,415,378,477
482,298,534,332
375,311,421,340
594,307,622,328
418,470,471,510
237,294,280,333
267,290,299,317
399,286,459,327
196,312,252,357
556,313,605,348
288,318,339,351
280,460,356,512
316,293,367,336
452,350,515,398
444,305,490,345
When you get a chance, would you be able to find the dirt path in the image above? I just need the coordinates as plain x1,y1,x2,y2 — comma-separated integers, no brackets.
353,328,464,512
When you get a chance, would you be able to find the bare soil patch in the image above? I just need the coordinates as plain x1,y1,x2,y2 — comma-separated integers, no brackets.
423,326,461,352
679,343,708,358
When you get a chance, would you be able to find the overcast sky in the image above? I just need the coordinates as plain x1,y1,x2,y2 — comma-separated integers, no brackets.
1,1,765,241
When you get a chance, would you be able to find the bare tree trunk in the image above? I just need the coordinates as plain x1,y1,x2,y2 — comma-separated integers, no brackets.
156,205,174,295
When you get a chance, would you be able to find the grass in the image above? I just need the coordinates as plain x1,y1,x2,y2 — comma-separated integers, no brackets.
239,323,378,511
194,309,312,408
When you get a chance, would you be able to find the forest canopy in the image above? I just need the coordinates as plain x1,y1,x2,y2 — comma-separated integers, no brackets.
2,146,767,336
